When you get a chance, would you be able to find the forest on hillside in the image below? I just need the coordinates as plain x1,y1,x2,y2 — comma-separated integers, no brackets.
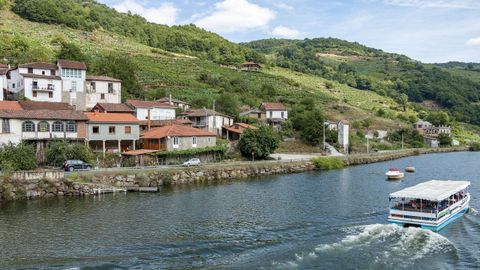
245,38,480,125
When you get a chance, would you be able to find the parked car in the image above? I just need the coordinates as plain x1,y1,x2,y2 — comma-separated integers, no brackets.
182,158,201,167
63,160,92,172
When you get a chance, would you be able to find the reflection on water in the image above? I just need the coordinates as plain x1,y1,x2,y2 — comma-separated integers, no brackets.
0,152,479,269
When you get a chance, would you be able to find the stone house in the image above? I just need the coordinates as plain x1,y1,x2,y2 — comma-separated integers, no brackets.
240,102,288,128
157,96,190,111
413,121,451,138
222,122,257,141
181,108,233,135
141,124,216,151
84,112,140,155
240,61,261,71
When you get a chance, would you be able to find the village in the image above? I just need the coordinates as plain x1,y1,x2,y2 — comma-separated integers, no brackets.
0,59,455,170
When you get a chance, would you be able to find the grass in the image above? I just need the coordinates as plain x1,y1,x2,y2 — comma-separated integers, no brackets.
311,157,345,170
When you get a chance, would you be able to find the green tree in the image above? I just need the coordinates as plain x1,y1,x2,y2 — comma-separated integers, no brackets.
438,134,452,146
0,143,37,171
426,111,450,126
396,93,409,111
216,93,240,117
46,140,94,167
238,126,280,159
57,42,87,62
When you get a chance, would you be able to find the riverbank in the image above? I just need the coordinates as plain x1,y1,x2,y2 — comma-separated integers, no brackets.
0,146,470,201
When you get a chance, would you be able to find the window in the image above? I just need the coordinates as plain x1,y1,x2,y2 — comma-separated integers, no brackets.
32,81,38,89
109,126,116,134
66,121,76,133
173,137,179,145
50,70,56,76
92,126,99,134
28,68,33,74
124,126,131,134
52,121,64,132
42,71,45,75
12,83,15,89
269,111,273,118
48,92,53,98
71,81,77,92
22,121,35,132
91,82,96,91
108,83,114,93
192,137,197,145
2,119,10,133
100,93,105,100
32,91,37,97
38,121,49,132
48,84,54,90
281,111,285,118
207,137,211,143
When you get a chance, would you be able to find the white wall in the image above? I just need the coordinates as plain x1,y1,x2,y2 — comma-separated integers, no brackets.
85,81,121,109
207,115,233,134
266,110,288,119
0,76,4,100
338,123,349,150
136,107,176,120
7,69,23,94
22,77,62,102
60,68,86,106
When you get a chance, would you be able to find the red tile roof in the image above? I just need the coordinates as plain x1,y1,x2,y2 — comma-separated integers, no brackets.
20,73,61,80
0,68,8,75
142,124,216,139
86,75,121,82
92,103,134,113
84,112,140,123
0,110,88,120
222,123,257,134
0,101,22,110
261,102,287,111
139,118,192,127
0,64,7,68
57,59,87,70
122,149,162,156
126,99,177,109
18,62,57,70
19,101,73,110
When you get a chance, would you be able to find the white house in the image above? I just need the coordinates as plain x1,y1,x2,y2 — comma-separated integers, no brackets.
338,120,349,153
7,62,62,102
181,108,233,135
85,76,122,109
260,102,288,120
126,99,177,121
57,59,87,111
157,95,190,111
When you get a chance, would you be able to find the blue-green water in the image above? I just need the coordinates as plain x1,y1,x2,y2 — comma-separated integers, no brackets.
0,152,479,269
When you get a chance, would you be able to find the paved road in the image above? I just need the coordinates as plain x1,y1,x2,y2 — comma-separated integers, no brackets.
270,153,324,161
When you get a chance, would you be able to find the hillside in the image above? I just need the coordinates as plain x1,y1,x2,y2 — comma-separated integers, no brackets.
244,38,480,125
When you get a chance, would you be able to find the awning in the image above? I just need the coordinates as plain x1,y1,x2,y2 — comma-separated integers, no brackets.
389,180,470,201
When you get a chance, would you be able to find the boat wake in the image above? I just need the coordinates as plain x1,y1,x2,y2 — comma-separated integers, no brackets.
468,207,479,216
272,224,456,269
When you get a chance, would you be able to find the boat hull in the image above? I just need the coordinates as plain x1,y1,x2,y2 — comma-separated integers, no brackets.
388,195,470,232
386,173,404,180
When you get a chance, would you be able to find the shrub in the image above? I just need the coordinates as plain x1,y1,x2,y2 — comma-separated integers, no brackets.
469,142,480,151
311,157,345,170
238,126,280,159
0,143,37,172
45,140,94,167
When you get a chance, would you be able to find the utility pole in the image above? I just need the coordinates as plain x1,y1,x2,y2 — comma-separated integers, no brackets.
212,100,216,134
366,136,370,154
401,131,404,150
323,121,326,152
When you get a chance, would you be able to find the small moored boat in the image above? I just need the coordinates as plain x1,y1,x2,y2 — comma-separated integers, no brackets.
388,180,470,232
405,166,416,173
386,168,404,180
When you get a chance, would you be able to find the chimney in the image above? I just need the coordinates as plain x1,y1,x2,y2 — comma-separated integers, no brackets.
147,109,151,131
169,93,172,105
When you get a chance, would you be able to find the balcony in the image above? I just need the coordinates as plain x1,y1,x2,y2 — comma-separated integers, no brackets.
22,132,78,140
191,121,207,127
32,85,55,92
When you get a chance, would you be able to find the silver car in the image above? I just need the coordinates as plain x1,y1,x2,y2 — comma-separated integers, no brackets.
182,158,201,167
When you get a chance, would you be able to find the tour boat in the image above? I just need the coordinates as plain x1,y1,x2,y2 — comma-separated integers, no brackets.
388,180,471,232
386,168,404,180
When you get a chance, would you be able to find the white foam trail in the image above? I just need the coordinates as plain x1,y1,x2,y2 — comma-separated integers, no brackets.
468,208,479,216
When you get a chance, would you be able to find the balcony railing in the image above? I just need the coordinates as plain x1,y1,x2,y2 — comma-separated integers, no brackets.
22,132,78,140
192,121,207,127
32,85,55,91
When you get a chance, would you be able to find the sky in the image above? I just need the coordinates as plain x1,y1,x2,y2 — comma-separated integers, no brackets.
97,0,480,63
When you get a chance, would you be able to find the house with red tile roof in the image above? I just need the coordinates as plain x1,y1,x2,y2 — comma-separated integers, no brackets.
126,99,177,122
157,95,190,111
84,112,140,155
91,103,135,114
222,122,257,141
141,124,216,151
240,102,288,128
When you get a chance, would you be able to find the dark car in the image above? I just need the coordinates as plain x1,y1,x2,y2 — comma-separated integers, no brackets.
63,160,92,172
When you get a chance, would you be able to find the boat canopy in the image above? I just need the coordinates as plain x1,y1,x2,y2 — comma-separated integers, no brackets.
389,180,470,201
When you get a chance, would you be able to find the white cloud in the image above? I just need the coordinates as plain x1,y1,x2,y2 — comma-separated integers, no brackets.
194,0,276,33
382,0,480,9
113,0,178,26
466,37,480,46
271,26,304,39
274,2,294,10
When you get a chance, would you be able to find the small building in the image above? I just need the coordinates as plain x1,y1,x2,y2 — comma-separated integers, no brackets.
91,103,135,114
222,123,257,141
139,118,192,132
181,108,233,135
239,102,288,128
157,95,190,111
0,101,87,146
240,61,261,72
7,62,62,102
414,121,433,135
140,124,216,151
84,112,140,156
324,121,338,131
85,76,122,109
338,120,349,153
413,121,452,139
126,99,177,121
239,108,265,120
57,59,88,111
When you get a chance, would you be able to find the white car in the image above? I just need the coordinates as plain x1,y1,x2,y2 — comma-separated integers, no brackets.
182,158,201,167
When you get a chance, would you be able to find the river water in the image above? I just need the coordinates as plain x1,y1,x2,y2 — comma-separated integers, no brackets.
0,152,479,269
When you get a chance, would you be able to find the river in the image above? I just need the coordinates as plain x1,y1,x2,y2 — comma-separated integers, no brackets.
0,152,479,269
